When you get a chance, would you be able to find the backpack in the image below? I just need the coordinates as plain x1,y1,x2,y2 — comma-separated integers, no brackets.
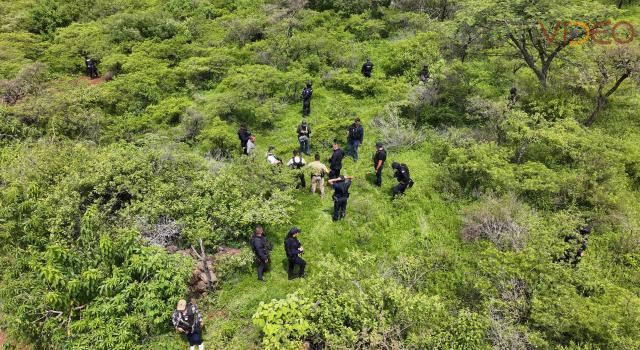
291,156,304,169
302,88,312,100
401,164,415,187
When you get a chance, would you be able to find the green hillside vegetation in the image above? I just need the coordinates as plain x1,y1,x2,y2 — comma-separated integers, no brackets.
1,0,639,349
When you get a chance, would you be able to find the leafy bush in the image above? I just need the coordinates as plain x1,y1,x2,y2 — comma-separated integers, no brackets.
461,194,533,251
371,102,426,150
252,293,313,350
0,62,47,105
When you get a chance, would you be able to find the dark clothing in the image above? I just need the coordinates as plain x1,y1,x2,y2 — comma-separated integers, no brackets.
297,123,311,155
560,229,589,267
285,236,305,278
186,330,203,346
347,124,364,143
392,164,412,197
332,180,351,221
238,128,251,154
301,87,313,116
85,59,98,79
171,304,202,336
251,233,271,279
329,148,345,179
333,197,348,221
419,67,430,83
288,255,306,279
361,61,373,78
373,149,387,187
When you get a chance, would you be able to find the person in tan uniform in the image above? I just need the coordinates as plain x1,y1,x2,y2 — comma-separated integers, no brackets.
305,153,330,198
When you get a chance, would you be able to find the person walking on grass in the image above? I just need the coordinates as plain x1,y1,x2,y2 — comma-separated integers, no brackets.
329,139,345,179
306,153,330,198
297,119,311,155
172,299,205,350
347,118,364,161
372,142,386,187
301,82,313,117
288,150,306,189
284,227,306,279
328,175,353,221
250,226,272,282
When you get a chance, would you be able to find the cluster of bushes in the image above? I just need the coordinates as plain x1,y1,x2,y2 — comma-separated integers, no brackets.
0,141,296,348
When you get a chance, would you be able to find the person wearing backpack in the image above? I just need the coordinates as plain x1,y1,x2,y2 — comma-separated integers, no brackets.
361,58,373,78
284,227,306,280
301,82,313,117
172,299,205,350
287,150,307,189
297,119,311,155
346,118,364,161
328,175,353,221
250,226,272,282
391,162,414,197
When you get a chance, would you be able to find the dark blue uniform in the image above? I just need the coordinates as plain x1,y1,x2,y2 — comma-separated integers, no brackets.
331,179,351,221
285,236,306,279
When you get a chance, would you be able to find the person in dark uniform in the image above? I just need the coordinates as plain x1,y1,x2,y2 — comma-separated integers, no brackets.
284,227,306,279
372,142,386,187
297,119,311,155
508,87,518,108
391,162,413,197
85,57,99,79
559,225,591,267
328,176,353,221
172,299,205,350
419,64,430,83
328,139,345,179
361,58,374,78
346,118,364,161
301,82,313,117
250,226,271,281
238,124,251,155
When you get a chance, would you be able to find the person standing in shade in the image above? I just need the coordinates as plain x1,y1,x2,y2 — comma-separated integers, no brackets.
328,139,345,179
287,150,306,189
372,142,386,187
328,175,353,221
306,153,330,198
238,124,251,155
250,226,271,282
361,58,373,78
419,64,430,84
172,299,205,350
246,134,257,156
301,82,313,117
297,119,311,155
85,57,99,79
284,227,306,280
347,118,364,161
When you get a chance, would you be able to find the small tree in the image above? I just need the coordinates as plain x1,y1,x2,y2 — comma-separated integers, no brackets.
583,45,640,126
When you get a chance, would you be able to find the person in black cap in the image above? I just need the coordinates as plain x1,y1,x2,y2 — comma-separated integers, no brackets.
328,175,353,221
301,82,313,117
361,58,373,78
284,227,306,279
250,226,272,282
328,139,345,179
372,142,386,187
391,162,413,197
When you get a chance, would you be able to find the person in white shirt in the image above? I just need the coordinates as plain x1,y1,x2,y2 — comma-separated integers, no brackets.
287,150,306,188
246,135,257,156
266,146,282,165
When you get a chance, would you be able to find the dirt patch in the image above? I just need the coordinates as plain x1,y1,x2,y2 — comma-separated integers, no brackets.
78,76,107,86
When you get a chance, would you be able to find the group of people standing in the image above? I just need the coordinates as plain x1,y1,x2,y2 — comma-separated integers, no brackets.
172,58,422,349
